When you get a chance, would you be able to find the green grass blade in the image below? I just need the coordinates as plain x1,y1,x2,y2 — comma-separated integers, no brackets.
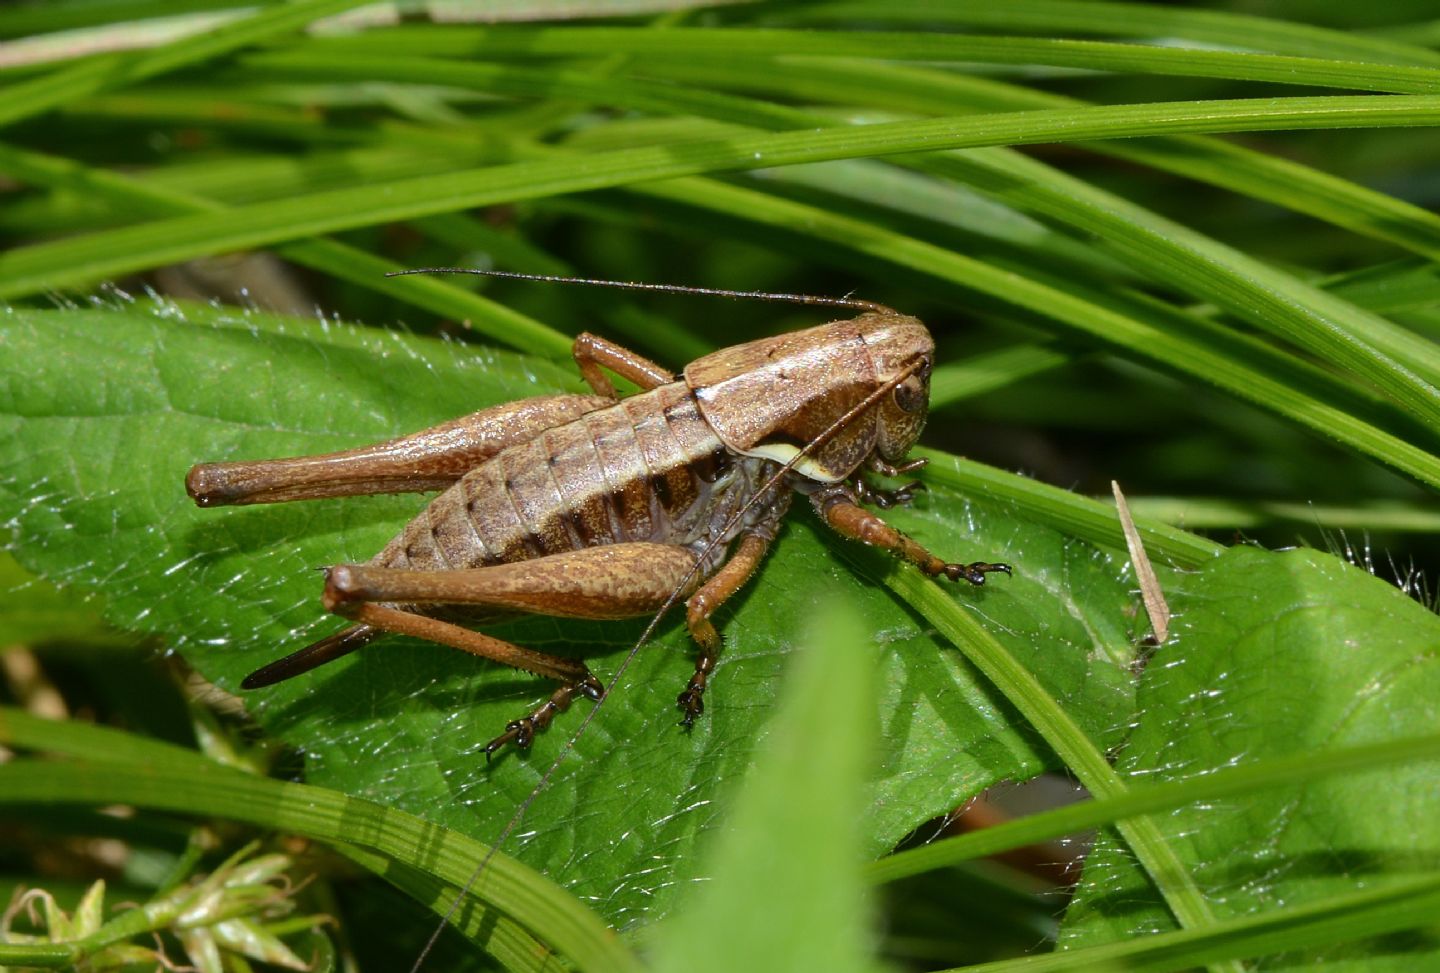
1126,496,1440,532
626,178,1440,487
296,27,1440,94
869,732,1440,883
0,714,639,973
0,705,203,767
953,876,1440,972
652,602,882,973
231,53,1440,459
650,57,1440,265
0,0,372,129
1326,259,1440,312
0,2,266,39
859,556,1231,962
3,95,1437,302
916,451,1219,568
781,0,1440,67
0,142,571,357
929,344,1073,407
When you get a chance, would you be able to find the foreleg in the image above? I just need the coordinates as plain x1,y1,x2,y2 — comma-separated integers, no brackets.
813,487,1010,585
851,476,925,510
854,455,929,508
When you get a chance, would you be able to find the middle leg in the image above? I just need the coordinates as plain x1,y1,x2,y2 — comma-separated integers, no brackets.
677,531,776,725
572,332,675,397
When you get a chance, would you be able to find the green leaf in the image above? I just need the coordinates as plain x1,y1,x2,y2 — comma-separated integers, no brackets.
0,551,116,647
1061,547,1440,967
0,301,1135,930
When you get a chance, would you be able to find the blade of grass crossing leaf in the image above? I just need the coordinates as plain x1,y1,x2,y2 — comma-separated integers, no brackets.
1126,496,1440,532
652,600,882,973
869,732,1440,884
866,563,1238,970
951,876,1440,972
918,451,1222,568
0,0,374,129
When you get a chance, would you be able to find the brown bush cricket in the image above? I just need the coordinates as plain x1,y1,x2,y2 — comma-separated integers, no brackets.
185,271,1009,967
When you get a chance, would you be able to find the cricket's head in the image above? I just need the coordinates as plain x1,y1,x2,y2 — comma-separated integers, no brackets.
684,310,933,484
855,311,933,463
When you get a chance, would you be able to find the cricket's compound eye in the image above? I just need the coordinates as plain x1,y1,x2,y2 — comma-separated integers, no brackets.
892,373,927,414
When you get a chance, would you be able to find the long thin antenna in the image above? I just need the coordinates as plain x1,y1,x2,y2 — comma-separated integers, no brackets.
385,268,892,314
408,357,925,973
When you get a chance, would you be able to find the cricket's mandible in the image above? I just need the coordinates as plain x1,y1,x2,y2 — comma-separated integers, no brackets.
185,274,1011,754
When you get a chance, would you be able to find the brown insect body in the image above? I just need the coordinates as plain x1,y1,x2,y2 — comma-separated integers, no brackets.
375,380,784,584
188,306,1008,753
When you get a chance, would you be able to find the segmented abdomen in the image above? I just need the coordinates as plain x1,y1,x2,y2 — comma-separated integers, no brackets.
374,383,784,576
